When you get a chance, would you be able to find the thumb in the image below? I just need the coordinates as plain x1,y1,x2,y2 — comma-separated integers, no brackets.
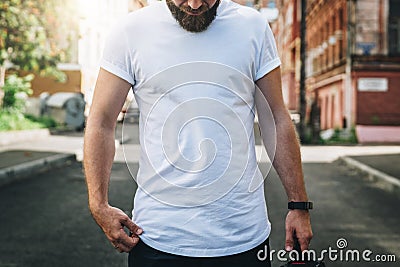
121,217,143,235
285,228,294,251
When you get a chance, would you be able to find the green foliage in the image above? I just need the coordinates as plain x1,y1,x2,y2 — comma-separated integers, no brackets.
0,107,58,131
0,73,58,131
1,73,33,110
371,115,380,125
25,114,58,128
0,0,78,80
323,128,358,145
0,110,52,131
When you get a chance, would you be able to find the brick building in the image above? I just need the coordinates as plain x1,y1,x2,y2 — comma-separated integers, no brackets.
273,0,400,143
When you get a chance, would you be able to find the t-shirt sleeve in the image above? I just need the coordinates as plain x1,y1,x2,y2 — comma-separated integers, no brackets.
100,24,135,86
255,22,281,81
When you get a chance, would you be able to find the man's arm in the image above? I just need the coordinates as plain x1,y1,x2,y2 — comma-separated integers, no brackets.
84,68,142,253
255,67,313,252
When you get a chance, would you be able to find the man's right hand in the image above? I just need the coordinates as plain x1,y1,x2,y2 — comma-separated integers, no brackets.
90,204,143,253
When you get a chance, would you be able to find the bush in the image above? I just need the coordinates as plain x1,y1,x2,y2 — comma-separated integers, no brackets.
0,111,58,132
24,114,58,128
1,74,34,111
323,128,358,145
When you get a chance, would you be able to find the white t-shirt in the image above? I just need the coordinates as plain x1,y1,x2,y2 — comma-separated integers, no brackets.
101,0,281,257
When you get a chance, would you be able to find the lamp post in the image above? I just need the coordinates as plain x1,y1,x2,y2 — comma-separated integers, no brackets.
344,0,355,134
299,0,307,142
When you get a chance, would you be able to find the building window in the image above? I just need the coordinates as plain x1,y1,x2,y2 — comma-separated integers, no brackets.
389,0,400,55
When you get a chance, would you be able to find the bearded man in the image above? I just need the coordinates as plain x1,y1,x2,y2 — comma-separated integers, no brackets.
84,0,313,266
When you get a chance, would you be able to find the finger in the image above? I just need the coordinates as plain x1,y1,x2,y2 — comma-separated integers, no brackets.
121,217,143,235
114,242,132,253
299,237,309,251
112,233,137,253
118,228,140,248
285,228,294,251
299,231,313,251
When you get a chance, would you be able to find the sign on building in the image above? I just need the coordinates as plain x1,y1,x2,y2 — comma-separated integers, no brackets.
357,78,388,92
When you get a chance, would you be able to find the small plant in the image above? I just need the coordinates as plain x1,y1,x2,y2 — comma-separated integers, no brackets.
0,74,59,131
0,112,59,132
1,74,34,111
0,111,41,131
371,115,380,125
24,114,58,128
324,127,358,144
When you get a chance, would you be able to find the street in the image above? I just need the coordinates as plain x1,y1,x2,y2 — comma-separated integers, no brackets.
2,0,400,266
0,123,399,267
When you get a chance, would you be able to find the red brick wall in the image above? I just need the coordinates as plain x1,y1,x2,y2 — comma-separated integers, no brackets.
356,72,400,125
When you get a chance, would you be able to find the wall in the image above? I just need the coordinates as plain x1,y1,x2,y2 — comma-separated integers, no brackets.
19,69,81,97
354,0,387,56
355,71,400,125
317,79,344,130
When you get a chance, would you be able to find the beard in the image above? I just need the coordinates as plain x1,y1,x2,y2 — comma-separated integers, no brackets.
166,0,220,33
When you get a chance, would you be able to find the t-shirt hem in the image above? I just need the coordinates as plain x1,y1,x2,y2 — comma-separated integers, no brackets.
255,58,281,81
100,59,135,85
138,225,271,257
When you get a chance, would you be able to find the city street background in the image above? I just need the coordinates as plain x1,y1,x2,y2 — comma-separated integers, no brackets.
0,122,399,266
1,0,400,266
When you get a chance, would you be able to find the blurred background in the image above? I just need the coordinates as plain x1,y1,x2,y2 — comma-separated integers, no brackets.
1,0,400,142
0,0,399,266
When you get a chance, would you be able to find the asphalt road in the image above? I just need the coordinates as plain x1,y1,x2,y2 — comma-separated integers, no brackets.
0,160,399,266
0,161,137,267
0,123,399,266
265,163,400,267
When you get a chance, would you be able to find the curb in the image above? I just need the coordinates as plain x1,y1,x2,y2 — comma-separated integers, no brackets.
0,153,76,187
339,156,400,193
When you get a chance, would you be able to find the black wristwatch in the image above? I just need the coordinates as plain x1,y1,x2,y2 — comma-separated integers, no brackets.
288,201,313,210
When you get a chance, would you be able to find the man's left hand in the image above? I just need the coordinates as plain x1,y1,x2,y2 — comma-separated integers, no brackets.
285,210,313,252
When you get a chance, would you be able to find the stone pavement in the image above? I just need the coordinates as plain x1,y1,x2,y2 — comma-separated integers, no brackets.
1,129,400,190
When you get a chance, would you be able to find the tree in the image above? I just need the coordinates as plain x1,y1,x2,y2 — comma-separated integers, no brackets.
0,0,78,84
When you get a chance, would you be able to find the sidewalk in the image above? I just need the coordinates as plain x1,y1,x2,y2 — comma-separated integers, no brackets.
0,130,133,187
0,150,75,187
0,131,83,187
348,154,400,179
338,154,400,192
1,130,400,190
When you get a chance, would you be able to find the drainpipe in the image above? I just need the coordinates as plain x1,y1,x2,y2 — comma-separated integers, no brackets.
344,0,355,133
299,0,307,142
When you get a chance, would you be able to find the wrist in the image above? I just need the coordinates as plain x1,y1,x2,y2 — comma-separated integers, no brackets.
288,196,308,202
89,200,109,214
287,191,308,203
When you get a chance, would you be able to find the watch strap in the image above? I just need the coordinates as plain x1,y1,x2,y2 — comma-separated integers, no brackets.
288,201,313,210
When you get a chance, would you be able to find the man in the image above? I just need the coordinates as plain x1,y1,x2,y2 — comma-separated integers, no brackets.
84,0,313,266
